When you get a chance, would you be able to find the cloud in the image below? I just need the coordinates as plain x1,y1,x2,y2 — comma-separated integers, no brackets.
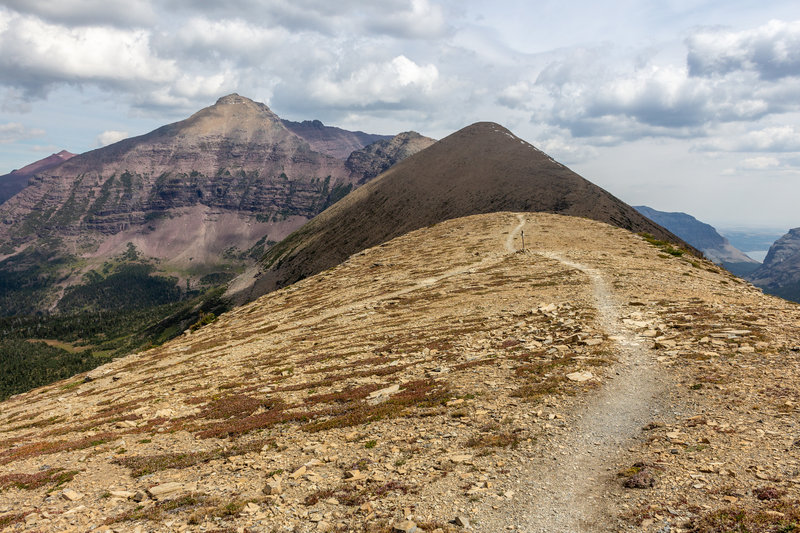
278,55,441,111
153,17,289,64
2,0,156,28
495,20,800,146
0,122,45,143
365,0,448,39
95,130,128,147
740,156,781,170
687,20,800,80
696,126,800,152
0,11,176,97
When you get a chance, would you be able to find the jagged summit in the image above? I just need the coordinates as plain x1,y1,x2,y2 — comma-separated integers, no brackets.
227,121,689,303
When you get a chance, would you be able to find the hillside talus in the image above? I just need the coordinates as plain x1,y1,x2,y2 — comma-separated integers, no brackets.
1,212,798,532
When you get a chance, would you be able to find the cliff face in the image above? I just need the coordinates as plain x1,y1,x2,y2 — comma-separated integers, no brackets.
281,119,392,159
748,227,800,302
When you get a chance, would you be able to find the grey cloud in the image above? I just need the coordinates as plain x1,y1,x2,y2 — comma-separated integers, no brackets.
160,0,446,38
1,0,155,27
687,20,800,80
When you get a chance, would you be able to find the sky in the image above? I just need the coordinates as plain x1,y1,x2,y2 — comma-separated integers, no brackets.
0,1,799,229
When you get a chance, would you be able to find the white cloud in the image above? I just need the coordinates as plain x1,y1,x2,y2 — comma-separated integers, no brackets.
155,17,289,63
0,122,45,143
0,11,176,93
687,20,800,80
697,126,800,152
740,156,781,170
95,130,128,147
304,55,440,109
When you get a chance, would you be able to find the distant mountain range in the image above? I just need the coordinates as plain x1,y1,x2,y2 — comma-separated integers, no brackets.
228,122,689,304
634,206,760,277
0,150,75,205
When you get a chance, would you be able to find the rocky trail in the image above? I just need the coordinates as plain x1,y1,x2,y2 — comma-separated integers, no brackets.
472,216,672,532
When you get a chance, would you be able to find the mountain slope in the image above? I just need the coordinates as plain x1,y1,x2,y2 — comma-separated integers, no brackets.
748,227,800,302
1,212,797,532
281,119,391,159
228,122,691,303
635,205,759,276
0,150,74,205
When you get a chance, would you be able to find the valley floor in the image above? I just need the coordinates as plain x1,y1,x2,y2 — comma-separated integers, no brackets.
1,212,799,532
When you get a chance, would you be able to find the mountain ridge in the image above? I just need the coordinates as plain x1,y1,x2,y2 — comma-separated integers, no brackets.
228,121,692,304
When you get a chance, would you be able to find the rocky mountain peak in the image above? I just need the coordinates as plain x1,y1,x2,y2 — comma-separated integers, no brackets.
214,93,251,105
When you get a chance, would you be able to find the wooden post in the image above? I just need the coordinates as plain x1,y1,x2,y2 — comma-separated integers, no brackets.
521,230,525,252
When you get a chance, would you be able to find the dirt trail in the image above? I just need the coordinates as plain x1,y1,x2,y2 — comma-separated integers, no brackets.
484,215,670,532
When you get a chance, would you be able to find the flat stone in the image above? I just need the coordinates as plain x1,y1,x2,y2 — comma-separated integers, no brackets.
263,479,282,495
109,490,135,499
393,520,418,533
147,482,184,499
243,502,261,514
61,489,84,502
454,515,471,528
369,384,400,399
566,371,593,382
289,465,307,479
344,470,367,481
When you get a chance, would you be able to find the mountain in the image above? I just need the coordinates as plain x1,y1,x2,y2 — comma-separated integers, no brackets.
0,94,433,315
227,122,691,303
634,205,760,277
2,211,798,532
345,131,436,184
0,150,75,205
281,119,391,159
748,227,800,302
